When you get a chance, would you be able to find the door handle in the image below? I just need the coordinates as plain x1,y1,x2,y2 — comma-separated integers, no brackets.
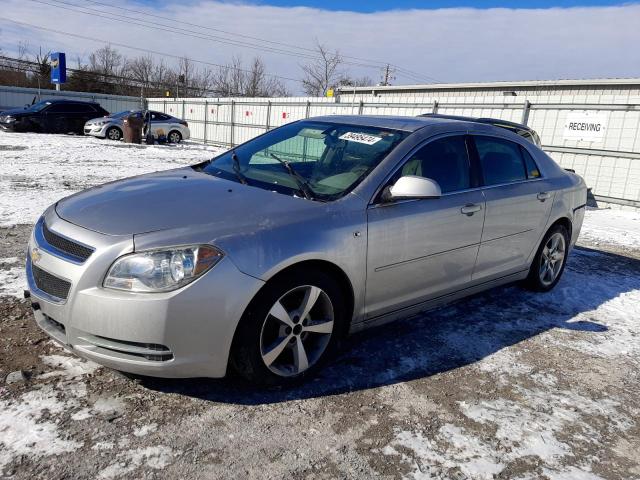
537,192,551,201
461,203,481,216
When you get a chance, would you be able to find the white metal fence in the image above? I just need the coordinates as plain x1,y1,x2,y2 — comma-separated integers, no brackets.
0,85,142,114
148,96,640,208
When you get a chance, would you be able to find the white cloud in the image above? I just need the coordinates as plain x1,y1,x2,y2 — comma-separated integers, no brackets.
1,1,638,93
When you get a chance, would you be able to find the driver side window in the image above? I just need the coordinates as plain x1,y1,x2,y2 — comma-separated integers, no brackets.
397,135,471,194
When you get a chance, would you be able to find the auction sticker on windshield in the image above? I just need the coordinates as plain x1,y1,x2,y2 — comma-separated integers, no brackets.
339,132,383,145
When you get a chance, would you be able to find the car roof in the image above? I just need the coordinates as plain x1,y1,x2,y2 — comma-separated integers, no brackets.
308,115,464,132
43,99,101,105
418,113,536,133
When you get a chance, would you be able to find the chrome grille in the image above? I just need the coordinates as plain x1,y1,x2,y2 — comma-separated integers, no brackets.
31,264,71,300
42,222,94,261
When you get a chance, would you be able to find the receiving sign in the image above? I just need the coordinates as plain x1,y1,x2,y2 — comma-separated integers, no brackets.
563,111,607,142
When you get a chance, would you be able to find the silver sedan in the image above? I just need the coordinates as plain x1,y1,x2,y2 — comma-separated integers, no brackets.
26,115,586,385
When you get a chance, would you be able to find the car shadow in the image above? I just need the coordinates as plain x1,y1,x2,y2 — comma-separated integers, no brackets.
138,246,640,404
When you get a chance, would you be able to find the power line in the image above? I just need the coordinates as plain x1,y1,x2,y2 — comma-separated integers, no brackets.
22,0,441,84
74,0,440,83
0,17,303,85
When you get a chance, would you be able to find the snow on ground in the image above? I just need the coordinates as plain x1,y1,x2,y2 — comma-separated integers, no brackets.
579,207,640,250
0,129,225,228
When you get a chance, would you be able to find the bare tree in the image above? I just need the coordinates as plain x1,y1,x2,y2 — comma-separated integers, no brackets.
300,42,343,96
129,54,154,88
88,45,124,77
212,56,289,97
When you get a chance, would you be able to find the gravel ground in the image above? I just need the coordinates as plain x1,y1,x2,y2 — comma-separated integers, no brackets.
1,131,640,480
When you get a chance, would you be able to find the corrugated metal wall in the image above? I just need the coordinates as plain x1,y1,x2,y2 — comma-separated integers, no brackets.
148,83,640,208
0,86,142,114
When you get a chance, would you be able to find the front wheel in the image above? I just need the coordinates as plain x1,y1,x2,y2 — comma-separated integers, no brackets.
168,130,182,143
106,126,122,141
231,270,346,386
524,224,569,292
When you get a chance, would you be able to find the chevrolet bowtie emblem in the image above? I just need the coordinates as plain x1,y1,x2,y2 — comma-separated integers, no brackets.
31,247,42,264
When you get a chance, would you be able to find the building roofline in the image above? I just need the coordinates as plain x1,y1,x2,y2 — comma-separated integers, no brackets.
337,78,640,94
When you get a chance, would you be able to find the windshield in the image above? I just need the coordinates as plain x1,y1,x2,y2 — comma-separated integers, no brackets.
110,110,136,118
24,101,51,112
199,121,408,201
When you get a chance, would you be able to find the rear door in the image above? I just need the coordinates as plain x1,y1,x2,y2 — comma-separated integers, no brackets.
471,135,554,280
365,134,485,319
149,112,169,138
42,103,69,133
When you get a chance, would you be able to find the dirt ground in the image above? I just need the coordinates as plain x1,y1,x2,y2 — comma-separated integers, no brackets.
1,220,640,480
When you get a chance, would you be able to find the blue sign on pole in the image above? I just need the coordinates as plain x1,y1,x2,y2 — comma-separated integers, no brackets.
50,52,67,84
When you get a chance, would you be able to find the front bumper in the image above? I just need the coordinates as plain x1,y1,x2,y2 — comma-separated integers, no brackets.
26,208,264,378
84,124,109,137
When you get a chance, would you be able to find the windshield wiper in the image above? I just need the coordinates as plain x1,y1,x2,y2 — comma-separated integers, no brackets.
269,153,315,200
231,151,248,185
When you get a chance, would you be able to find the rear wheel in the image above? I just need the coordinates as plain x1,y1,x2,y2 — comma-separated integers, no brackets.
524,224,569,292
168,130,182,143
231,270,346,385
106,126,122,141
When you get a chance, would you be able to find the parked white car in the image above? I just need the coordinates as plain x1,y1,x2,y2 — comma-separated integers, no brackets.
84,110,190,143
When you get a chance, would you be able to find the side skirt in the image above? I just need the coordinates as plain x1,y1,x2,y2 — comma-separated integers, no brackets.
350,269,529,333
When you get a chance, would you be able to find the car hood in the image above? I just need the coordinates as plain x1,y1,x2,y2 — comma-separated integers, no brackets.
55,168,323,236
0,107,33,117
87,115,121,124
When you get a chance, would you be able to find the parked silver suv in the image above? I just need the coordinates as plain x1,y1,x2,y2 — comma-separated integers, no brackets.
26,115,586,385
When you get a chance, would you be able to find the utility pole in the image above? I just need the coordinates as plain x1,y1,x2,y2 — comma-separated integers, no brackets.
381,64,395,86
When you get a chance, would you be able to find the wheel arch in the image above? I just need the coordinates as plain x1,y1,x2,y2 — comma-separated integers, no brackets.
548,216,572,240
236,259,355,341
268,260,354,335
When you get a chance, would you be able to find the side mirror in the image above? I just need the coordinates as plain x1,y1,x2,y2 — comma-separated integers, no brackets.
386,175,442,201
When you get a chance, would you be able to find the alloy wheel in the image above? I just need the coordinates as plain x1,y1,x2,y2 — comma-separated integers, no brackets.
107,128,121,140
539,232,566,286
169,131,181,143
260,285,334,377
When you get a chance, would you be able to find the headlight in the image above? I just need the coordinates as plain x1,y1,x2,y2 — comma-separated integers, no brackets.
2,115,16,123
104,245,223,293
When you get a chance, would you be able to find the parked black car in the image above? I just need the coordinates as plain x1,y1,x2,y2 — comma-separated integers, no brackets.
0,100,109,135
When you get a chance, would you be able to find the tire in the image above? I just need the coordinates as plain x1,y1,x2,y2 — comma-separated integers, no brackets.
230,269,347,386
168,130,182,143
524,224,570,292
106,127,122,141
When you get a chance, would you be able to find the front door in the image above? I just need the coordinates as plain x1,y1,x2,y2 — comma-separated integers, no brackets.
365,134,485,319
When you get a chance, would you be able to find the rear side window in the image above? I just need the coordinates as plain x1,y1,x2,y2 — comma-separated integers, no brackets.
474,136,527,186
399,135,471,193
521,146,541,179
69,104,96,113
46,104,68,113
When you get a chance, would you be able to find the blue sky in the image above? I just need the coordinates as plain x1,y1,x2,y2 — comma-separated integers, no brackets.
1,0,638,92
236,0,629,12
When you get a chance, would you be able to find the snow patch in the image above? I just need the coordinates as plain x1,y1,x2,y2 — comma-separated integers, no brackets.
0,257,25,298
133,423,158,437
383,383,629,479
0,386,83,473
39,354,101,379
98,446,176,479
